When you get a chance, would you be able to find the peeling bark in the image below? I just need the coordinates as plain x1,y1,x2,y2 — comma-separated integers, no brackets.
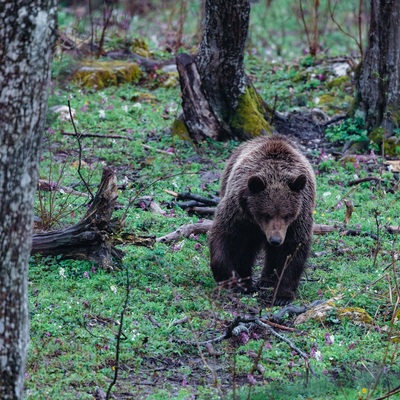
0,2,57,398
176,53,224,141
355,0,400,131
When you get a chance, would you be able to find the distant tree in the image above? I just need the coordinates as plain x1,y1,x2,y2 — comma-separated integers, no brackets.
354,0,400,133
0,1,57,398
175,0,273,142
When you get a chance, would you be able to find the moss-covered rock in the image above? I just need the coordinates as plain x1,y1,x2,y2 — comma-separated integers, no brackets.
230,84,272,140
73,61,141,89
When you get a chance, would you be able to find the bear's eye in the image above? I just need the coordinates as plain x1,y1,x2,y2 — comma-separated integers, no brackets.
264,214,272,221
283,214,293,222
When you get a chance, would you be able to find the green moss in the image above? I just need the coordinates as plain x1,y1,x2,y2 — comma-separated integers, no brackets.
318,94,336,105
230,84,272,140
171,118,191,141
383,136,400,157
73,61,141,89
369,127,385,145
131,38,150,57
327,75,349,89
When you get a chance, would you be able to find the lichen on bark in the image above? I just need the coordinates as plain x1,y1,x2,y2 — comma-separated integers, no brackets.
0,1,57,398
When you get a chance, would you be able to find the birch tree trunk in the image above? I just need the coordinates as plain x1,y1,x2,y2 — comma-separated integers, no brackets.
0,2,57,398
355,0,400,133
175,0,272,142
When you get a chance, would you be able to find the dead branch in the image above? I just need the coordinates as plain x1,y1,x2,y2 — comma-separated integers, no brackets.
185,206,216,215
348,176,384,186
61,131,174,155
176,192,220,206
253,317,316,376
37,179,90,198
156,220,213,243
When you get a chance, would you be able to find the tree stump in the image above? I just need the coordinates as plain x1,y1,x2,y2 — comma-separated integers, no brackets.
31,167,124,269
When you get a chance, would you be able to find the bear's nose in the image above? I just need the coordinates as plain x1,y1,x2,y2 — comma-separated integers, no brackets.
269,236,283,246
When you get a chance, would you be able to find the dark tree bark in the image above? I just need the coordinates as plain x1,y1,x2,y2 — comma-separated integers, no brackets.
175,0,272,142
0,2,57,398
355,0,400,133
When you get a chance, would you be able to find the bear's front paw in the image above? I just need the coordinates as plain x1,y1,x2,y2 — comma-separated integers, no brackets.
257,279,275,290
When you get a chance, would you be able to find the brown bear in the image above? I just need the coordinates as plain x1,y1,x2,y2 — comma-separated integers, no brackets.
209,135,316,305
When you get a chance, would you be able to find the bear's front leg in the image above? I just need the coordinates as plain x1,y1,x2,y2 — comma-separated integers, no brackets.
209,226,262,293
260,241,310,305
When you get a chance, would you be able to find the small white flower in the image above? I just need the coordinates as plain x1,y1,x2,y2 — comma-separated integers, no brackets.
122,104,128,112
314,350,323,361
99,110,106,119
59,267,66,279
110,285,117,294
132,102,142,109
131,329,139,341
323,191,331,197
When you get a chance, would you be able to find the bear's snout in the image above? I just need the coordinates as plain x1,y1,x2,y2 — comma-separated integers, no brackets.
268,236,283,246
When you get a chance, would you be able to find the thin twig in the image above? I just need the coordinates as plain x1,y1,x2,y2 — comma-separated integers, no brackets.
328,0,362,57
373,385,400,400
106,265,131,399
67,101,94,201
97,2,114,58
271,244,302,306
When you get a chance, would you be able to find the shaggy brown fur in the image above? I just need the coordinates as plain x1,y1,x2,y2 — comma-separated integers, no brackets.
209,136,316,305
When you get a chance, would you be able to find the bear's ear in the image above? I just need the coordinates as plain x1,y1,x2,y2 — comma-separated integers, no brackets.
288,174,307,193
248,175,266,193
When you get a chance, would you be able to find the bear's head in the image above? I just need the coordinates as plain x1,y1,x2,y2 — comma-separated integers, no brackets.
240,174,307,246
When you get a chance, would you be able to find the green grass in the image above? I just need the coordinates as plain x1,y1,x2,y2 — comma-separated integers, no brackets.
25,2,400,399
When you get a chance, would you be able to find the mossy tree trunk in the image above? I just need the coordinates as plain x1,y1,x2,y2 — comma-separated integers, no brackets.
354,0,400,133
0,1,57,398
176,0,272,142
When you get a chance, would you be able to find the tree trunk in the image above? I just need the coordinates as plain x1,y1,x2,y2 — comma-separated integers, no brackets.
175,0,272,142
355,0,400,133
0,2,57,398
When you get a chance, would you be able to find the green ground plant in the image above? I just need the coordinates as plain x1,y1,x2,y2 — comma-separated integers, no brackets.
26,2,399,399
